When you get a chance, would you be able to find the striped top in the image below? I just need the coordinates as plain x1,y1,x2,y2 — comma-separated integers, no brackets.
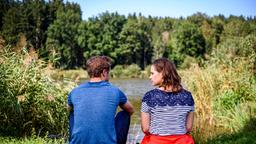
141,89,195,136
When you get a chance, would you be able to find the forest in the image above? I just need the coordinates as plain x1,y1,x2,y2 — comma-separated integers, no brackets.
1,0,255,69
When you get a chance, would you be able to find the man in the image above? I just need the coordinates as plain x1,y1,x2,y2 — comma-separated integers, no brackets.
68,56,134,144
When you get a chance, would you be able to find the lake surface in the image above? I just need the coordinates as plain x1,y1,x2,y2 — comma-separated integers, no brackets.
80,78,155,98
110,79,155,98
110,79,153,143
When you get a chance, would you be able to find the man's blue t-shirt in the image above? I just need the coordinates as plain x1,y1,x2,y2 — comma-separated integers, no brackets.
68,81,127,144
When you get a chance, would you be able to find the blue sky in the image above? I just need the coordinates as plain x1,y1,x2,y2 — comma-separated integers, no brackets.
66,0,256,20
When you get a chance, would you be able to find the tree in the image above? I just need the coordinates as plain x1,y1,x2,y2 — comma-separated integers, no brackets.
0,0,16,30
1,3,27,45
1,0,61,49
151,18,173,60
118,15,153,69
211,16,225,47
46,3,82,68
221,16,253,42
169,21,206,66
83,12,127,65
187,12,209,27
24,0,48,49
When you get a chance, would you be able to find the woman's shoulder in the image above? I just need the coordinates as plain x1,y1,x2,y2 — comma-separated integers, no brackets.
142,89,160,101
180,89,192,96
142,88,194,107
145,88,160,95
176,89,194,106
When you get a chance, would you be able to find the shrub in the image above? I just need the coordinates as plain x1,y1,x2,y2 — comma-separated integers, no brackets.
0,47,75,137
111,65,123,78
111,64,142,78
123,64,141,78
179,34,256,142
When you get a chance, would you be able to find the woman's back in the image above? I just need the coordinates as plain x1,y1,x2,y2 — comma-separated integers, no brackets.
140,58,195,144
141,88,194,135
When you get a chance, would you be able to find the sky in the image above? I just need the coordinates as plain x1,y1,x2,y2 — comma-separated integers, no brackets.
66,0,256,20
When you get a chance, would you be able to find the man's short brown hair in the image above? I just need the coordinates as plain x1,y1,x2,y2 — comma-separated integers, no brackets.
86,56,111,78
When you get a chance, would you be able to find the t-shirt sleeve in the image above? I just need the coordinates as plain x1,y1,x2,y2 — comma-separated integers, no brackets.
119,90,127,105
190,105,195,112
141,92,151,113
141,101,150,113
189,93,195,112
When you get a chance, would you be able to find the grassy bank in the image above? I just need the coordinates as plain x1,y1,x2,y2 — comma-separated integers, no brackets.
50,64,150,81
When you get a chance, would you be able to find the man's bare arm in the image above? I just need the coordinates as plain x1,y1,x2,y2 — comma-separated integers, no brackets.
67,104,73,112
119,101,134,115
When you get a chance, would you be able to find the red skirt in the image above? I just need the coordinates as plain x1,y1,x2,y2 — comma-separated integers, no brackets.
141,134,194,144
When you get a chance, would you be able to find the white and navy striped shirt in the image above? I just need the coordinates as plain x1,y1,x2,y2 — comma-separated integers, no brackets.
141,89,195,136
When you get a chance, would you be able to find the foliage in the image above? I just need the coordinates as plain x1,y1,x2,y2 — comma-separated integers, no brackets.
123,64,142,78
187,12,210,26
46,3,83,69
111,65,123,78
206,117,256,144
0,47,75,137
180,34,256,143
50,69,88,81
1,4,26,45
1,0,60,49
118,15,153,69
1,1,256,143
151,18,173,60
0,136,65,144
1,1,255,69
111,64,142,78
221,16,254,41
210,35,256,132
168,21,206,66
82,12,127,64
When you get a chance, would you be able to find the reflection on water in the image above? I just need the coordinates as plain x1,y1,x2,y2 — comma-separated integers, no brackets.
110,79,155,98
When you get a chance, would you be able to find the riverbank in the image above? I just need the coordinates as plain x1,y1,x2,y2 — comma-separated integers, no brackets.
49,64,151,82
1,40,255,144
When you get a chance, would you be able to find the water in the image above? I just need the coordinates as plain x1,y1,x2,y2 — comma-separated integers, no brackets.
110,79,155,98
109,79,153,143
79,78,155,98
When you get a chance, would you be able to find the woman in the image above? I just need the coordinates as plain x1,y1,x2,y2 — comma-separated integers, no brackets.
141,58,195,144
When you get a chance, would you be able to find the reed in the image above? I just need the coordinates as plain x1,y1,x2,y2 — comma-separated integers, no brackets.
180,35,256,143
0,47,76,137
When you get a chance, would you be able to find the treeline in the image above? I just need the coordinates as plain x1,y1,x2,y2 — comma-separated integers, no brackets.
1,0,256,69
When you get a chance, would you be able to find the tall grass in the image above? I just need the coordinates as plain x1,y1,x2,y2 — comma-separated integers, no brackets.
180,35,256,143
0,47,76,137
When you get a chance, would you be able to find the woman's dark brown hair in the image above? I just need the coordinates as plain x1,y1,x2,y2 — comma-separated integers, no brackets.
152,58,182,92
86,56,111,78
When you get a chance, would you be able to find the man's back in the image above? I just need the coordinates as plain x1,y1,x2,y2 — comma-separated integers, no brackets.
68,81,127,144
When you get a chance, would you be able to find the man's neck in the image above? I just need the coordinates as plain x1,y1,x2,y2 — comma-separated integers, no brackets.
89,77,104,82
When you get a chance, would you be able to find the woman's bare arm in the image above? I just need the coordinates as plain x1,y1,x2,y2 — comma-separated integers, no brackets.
186,112,194,133
141,112,150,134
